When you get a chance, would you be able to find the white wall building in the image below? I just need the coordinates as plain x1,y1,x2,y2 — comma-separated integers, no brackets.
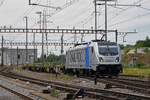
0,48,37,66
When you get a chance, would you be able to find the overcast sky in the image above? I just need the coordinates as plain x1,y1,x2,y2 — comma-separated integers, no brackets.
0,0,150,55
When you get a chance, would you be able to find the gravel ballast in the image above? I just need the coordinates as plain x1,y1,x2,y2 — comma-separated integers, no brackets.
0,87,24,100
0,80,46,100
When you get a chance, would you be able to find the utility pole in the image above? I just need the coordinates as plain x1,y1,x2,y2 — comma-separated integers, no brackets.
94,0,98,40
81,34,84,43
42,10,45,67
81,22,84,43
115,30,118,43
1,36,4,66
73,26,77,43
33,33,35,63
17,46,18,66
60,32,64,65
105,0,107,41
97,0,141,41
36,11,42,31
46,33,48,56
95,0,112,41
36,11,43,66
29,0,31,5
24,16,28,64
10,41,13,65
44,11,48,57
61,33,64,54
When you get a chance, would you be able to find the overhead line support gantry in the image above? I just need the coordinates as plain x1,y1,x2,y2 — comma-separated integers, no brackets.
0,28,115,34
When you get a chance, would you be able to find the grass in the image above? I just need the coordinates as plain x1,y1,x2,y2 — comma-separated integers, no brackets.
48,73,76,80
59,73,74,80
50,89,58,97
0,66,9,68
23,63,64,68
122,67,150,77
15,66,24,71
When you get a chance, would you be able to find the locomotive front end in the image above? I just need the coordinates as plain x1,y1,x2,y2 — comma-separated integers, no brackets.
97,42,122,76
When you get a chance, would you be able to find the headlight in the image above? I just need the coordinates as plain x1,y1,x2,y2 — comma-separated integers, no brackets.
116,57,120,62
99,57,104,62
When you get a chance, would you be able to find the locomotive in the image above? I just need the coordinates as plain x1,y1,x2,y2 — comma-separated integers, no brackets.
65,40,122,77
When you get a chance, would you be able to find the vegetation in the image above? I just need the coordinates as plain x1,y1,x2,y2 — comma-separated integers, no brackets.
123,62,150,69
121,36,150,67
50,89,58,97
135,36,150,48
121,62,150,76
122,66,150,77
133,62,149,69
20,54,66,68
143,47,149,53
48,73,75,80
15,65,24,71
0,65,9,68
37,54,66,65
120,36,150,50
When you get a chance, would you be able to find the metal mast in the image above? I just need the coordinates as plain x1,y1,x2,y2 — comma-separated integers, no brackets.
1,36,4,66
94,0,98,40
42,10,45,67
60,32,64,65
24,16,28,64
105,0,107,41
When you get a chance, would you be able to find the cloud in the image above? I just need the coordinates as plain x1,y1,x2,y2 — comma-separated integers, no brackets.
0,0,150,55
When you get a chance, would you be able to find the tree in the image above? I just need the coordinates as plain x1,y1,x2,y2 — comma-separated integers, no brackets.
119,44,124,49
143,47,149,53
134,48,137,54
146,36,149,41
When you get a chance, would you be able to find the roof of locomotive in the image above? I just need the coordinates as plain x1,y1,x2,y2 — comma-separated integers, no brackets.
98,41,117,46
67,40,118,51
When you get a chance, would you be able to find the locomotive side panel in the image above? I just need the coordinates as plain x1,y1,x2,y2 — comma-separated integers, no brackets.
66,48,86,69
89,47,99,71
66,44,98,71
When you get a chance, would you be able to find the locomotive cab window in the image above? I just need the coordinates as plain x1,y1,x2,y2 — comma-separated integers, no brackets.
98,46,118,56
98,42,119,56
109,46,118,56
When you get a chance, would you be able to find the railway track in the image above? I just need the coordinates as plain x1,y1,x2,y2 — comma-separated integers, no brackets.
119,74,146,78
78,73,150,94
113,78,150,88
82,75,150,94
1,72,150,100
97,78,150,94
0,82,34,100
118,76,150,84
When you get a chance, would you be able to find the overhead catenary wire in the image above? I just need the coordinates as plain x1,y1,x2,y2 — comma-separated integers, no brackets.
98,0,146,28
109,11,150,28
0,0,5,7
12,0,42,27
2,0,150,44
107,0,150,27
138,6,150,11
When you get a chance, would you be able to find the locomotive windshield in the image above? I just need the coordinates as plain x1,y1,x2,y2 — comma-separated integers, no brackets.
99,46,118,56
98,42,118,56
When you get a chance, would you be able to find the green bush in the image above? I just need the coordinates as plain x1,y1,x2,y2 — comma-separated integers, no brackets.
50,89,58,97
133,62,148,68
122,63,130,68
143,47,149,53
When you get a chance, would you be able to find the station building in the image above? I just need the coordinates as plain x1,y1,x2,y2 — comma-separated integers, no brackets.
0,48,37,66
